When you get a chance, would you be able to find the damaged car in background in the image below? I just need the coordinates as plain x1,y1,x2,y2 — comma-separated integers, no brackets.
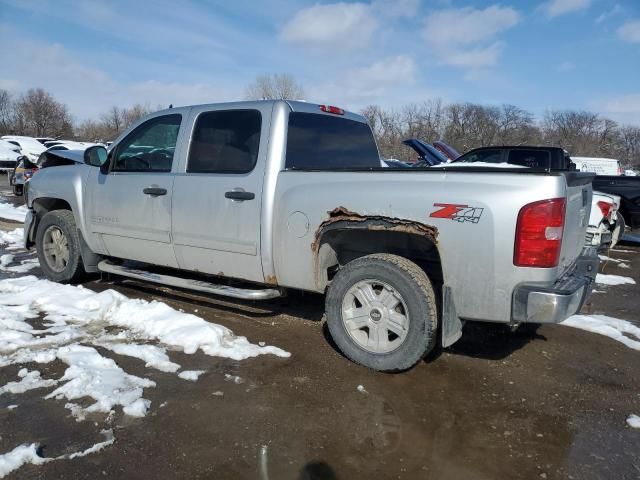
24,100,598,372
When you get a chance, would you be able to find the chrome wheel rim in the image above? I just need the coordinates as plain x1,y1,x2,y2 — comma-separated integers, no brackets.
341,279,410,354
43,226,70,273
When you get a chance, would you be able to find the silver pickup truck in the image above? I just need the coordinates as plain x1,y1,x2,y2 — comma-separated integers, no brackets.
24,100,599,371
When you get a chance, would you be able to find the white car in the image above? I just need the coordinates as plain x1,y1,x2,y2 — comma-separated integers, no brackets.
1,136,46,162
586,192,621,249
0,140,21,173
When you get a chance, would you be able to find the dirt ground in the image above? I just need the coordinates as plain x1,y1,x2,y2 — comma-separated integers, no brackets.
0,182,639,480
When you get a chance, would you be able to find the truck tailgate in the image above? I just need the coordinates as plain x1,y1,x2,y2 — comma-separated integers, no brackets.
558,172,593,274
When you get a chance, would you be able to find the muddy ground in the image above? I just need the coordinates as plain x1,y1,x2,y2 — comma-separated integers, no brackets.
0,181,638,480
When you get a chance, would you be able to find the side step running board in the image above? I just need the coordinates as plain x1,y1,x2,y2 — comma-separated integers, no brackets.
97,260,282,300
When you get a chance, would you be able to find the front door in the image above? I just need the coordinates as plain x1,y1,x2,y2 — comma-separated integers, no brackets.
172,106,270,283
88,113,182,267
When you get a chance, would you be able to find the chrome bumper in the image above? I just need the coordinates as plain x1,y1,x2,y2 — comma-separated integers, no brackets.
512,247,599,324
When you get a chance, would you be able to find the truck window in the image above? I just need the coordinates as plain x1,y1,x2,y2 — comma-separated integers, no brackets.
187,110,261,174
457,149,503,164
112,114,181,172
285,113,380,169
507,149,550,168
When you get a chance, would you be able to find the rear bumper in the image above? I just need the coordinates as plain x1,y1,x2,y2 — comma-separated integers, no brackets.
512,247,599,324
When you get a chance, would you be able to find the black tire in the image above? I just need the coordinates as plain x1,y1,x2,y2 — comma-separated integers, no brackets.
12,183,23,196
325,253,438,372
35,210,86,283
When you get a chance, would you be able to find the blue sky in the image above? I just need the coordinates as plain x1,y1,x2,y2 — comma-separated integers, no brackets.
1,0,639,125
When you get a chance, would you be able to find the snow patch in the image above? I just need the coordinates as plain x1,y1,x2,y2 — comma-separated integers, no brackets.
595,274,636,286
44,345,156,420
0,200,28,223
627,414,640,429
432,162,527,169
0,255,39,273
99,342,180,373
0,369,57,395
122,398,151,417
0,443,49,477
0,275,288,421
67,429,114,459
562,314,640,351
224,373,244,384
0,228,24,250
178,370,206,381
0,430,115,477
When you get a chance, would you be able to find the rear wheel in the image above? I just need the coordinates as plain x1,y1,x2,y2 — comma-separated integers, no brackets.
36,210,86,283
325,254,438,372
12,183,23,196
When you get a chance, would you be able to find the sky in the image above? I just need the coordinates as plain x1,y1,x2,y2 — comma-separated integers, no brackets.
0,0,639,125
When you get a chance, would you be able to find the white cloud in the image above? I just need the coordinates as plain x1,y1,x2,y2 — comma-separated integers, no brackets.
280,2,378,50
372,0,420,19
541,0,591,18
423,5,519,68
0,30,240,120
595,94,640,125
618,20,640,43
309,55,424,108
595,4,622,24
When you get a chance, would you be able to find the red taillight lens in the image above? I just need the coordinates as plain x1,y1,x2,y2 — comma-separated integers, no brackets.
319,105,344,115
514,198,566,268
597,200,612,219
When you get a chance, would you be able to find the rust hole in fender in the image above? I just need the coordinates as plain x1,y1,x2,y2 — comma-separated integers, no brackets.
311,206,439,253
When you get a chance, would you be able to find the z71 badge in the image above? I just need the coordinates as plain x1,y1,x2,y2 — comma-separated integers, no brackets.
430,203,484,223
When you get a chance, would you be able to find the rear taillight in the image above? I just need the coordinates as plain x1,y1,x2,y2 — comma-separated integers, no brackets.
319,105,344,115
514,198,566,268
597,200,612,219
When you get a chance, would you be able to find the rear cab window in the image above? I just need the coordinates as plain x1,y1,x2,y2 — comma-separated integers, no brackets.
456,149,503,164
187,110,262,174
285,113,380,170
507,149,550,168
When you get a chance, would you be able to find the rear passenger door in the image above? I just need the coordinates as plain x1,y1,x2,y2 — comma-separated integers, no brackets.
172,104,272,283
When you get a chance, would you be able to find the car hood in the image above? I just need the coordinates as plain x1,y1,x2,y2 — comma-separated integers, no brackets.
402,138,449,166
38,149,85,168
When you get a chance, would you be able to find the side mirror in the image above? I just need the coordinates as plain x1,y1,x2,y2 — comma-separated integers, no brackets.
84,145,108,168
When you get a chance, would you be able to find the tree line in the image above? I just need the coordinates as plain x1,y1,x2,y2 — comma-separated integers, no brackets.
362,100,640,168
1,78,639,168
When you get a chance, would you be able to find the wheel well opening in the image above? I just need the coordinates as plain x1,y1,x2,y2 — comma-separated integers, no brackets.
316,228,443,289
33,198,72,215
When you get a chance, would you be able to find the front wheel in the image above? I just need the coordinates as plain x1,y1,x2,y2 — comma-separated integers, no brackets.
35,210,86,283
12,183,23,196
325,254,438,372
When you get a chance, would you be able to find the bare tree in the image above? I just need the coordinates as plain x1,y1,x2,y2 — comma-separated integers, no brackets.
15,88,72,137
617,125,640,168
0,89,14,135
122,104,152,128
244,74,305,100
